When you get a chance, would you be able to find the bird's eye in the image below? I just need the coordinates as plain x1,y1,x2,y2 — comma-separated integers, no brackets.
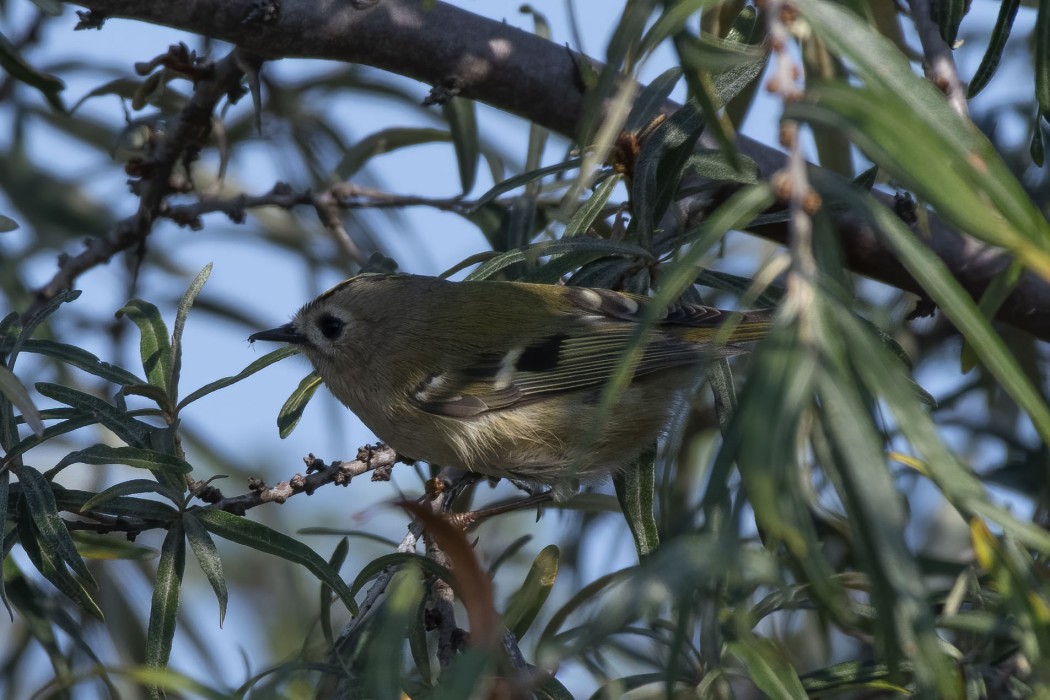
317,314,345,340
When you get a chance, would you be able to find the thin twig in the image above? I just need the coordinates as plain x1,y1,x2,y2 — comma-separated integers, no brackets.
204,444,400,515
61,444,402,539
27,46,258,317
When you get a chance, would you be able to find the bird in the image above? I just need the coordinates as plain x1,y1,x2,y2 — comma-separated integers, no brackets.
249,273,771,495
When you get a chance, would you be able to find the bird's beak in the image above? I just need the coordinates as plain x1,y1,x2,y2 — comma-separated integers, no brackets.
249,323,308,345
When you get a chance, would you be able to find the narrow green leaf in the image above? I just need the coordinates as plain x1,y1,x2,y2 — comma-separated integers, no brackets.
613,448,660,559
1038,0,1050,118
16,503,103,620
639,0,733,57
17,339,143,386
429,648,497,700
409,591,432,688
0,469,8,614
726,3,761,44
70,77,147,113
364,567,423,700
54,487,179,522
487,534,533,576
52,445,191,477
727,635,808,700
320,537,350,646
840,185,1050,447
502,545,560,640
299,527,400,549
800,660,909,695
0,32,65,111
335,127,451,179
0,366,43,436
561,173,621,239
35,388,148,452
931,0,967,45
470,158,582,212
694,269,783,308
170,264,212,406
967,0,1020,98
539,569,635,644
574,0,650,146
960,261,1022,372
116,300,173,396
17,465,94,584
536,676,575,700
795,0,1050,273
178,345,299,411
678,55,741,172
193,508,358,615
789,85,1050,275
7,290,80,368
816,363,953,692
0,214,18,232
465,236,651,281
444,97,479,194
183,512,227,627
348,552,454,600
145,518,186,692
80,478,184,513
121,382,172,410
114,667,230,700
822,300,1050,556
852,164,879,192
566,258,637,289
624,67,681,133
71,531,156,561
714,322,853,624
632,102,705,246
277,372,323,439
683,149,757,184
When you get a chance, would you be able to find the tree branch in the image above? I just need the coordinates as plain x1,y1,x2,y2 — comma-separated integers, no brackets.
62,0,1050,339
63,444,402,538
28,44,256,316
908,0,969,118
203,444,400,514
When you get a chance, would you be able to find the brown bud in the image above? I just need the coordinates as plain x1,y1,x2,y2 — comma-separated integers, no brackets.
801,189,822,215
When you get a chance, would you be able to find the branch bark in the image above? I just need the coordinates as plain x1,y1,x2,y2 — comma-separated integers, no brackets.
65,0,1050,339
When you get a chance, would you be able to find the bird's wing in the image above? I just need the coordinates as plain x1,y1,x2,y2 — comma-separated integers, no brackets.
411,287,760,419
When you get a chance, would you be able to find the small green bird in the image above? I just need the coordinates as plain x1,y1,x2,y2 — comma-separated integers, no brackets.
250,274,770,493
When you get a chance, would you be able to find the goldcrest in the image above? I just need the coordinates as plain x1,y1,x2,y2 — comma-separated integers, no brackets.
250,274,770,491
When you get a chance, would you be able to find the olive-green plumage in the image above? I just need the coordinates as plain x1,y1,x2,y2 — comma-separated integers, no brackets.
250,274,771,494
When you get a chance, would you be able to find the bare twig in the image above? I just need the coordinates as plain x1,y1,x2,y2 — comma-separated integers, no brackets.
162,181,474,229
27,46,257,317
204,444,401,515
61,444,402,539
909,0,969,118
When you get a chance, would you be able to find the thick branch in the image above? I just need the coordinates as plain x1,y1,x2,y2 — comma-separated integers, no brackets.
65,0,1050,339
